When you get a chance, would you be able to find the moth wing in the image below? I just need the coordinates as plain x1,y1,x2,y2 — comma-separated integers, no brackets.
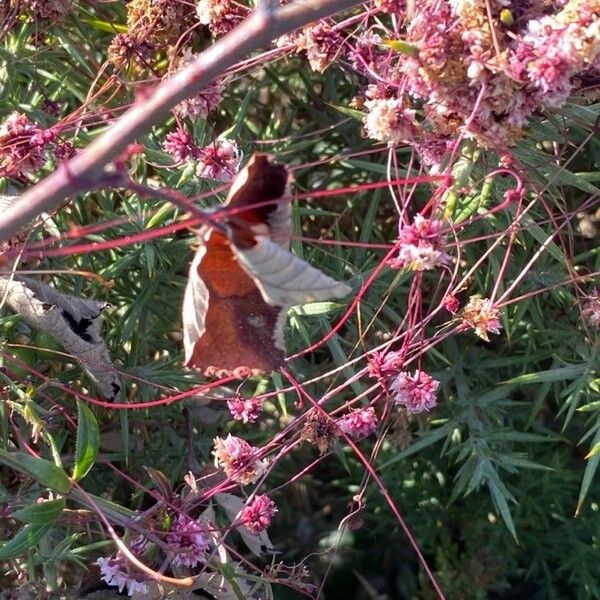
233,236,351,307
224,153,292,248
182,243,209,366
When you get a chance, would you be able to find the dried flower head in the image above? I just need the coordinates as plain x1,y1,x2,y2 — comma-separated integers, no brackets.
301,411,339,454
127,0,193,46
53,141,77,162
213,434,267,485
337,407,379,439
296,22,344,72
462,296,502,341
388,215,451,271
390,369,440,413
107,33,156,71
582,288,600,327
240,494,278,533
195,139,242,182
167,515,211,568
196,0,245,36
23,0,72,22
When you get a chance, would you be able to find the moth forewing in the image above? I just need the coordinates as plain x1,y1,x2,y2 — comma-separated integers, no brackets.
233,236,351,307
182,238,210,365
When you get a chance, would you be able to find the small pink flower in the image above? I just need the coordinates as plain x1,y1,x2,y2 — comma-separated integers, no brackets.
368,349,403,380
240,494,277,533
213,434,267,485
295,22,344,72
390,370,440,413
443,295,460,315
195,139,242,182
196,0,245,36
373,0,405,15
347,31,384,74
163,127,199,163
97,537,149,596
173,50,225,120
364,98,416,144
0,112,48,178
337,407,378,438
227,394,264,423
582,289,600,327
388,215,451,271
462,296,502,341
167,515,211,568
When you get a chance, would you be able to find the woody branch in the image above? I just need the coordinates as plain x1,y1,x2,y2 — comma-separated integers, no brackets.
0,0,362,242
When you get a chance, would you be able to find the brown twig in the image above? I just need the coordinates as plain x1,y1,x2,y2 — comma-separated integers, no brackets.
0,0,362,242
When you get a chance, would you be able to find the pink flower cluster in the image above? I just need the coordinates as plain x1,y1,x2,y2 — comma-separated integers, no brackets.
213,434,267,485
240,494,278,533
167,514,211,568
0,113,53,178
162,129,241,182
368,349,403,380
388,215,451,272
345,0,600,149
172,50,225,121
337,407,379,439
390,370,440,413
227,394,264,423
196,0,245,36
97,537,149,596
295,22,344,73
195,139,242,182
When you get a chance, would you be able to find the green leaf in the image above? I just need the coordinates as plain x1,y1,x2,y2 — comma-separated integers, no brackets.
585,442,600,459
0,450,70,494
11,498,66,525
327,103,365,122
383,39,419,56
577,419,600,515
502,364,586,385
289,301,349,316
0,523,52,560
489,483,518,541
72,401,100,481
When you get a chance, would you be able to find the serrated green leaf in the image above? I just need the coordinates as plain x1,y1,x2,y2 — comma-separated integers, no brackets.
11,498,66,525
0,523,52,560
0,450,70,494
72,401,100,481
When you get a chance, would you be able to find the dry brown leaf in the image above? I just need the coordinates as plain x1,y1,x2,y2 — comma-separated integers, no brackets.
0,277,121,399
